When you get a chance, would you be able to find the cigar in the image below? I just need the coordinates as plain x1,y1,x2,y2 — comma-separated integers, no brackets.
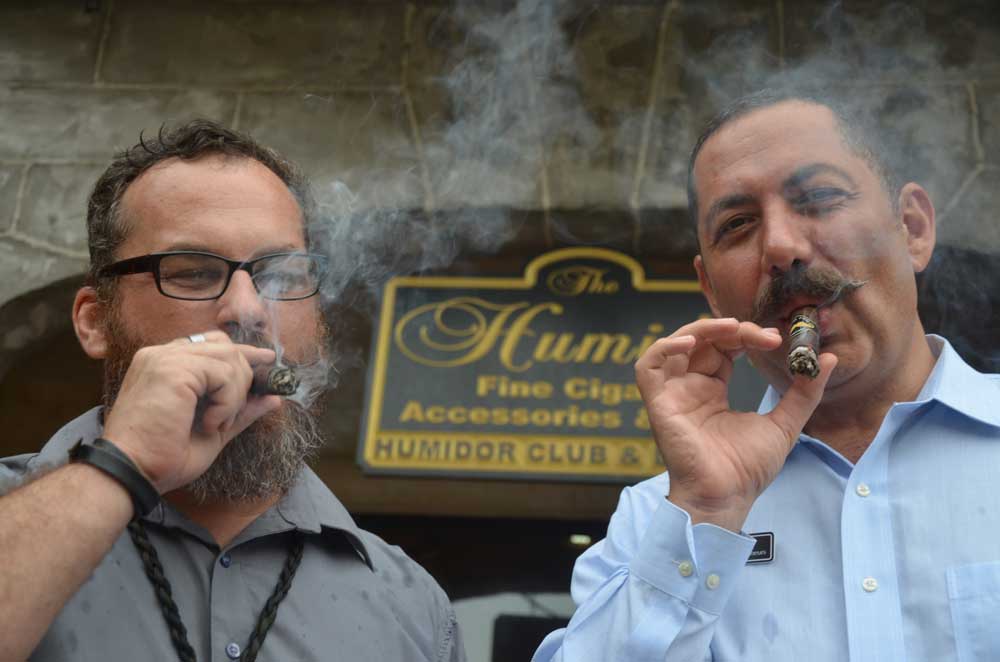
786,306,820,379
251,364,300,396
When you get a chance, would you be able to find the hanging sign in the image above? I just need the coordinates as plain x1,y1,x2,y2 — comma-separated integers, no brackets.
358,247,765,482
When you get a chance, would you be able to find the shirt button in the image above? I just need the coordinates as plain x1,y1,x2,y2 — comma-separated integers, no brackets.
678,561,694,577
706,574,721,590
226,642,241,659
856,483,872,497
862,577,879,592
219,553,232,568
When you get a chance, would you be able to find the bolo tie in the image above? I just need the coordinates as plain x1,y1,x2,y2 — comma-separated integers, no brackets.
127,520,305,662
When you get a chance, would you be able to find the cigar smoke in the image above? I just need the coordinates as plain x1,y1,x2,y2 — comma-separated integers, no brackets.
267,0,596,407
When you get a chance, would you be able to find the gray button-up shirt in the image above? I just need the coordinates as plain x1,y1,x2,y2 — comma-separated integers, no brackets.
1,408,464,662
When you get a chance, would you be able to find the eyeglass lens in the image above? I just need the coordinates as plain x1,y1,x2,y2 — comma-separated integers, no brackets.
158,253,320,300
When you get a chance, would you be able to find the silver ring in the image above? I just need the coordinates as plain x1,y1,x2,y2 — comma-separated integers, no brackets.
188,333,207,344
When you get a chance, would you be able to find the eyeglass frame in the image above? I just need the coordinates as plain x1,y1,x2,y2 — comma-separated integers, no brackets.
97,250,329,301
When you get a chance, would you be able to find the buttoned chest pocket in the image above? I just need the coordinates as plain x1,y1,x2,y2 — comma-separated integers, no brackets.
948,561,1000,662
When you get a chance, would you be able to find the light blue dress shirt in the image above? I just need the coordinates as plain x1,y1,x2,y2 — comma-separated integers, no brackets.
534,336,1000,662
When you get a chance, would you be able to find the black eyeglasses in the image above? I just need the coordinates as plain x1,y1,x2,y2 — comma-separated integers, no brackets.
98,251,328,301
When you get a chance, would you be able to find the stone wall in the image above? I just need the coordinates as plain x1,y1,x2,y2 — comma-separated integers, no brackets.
4,1,997,308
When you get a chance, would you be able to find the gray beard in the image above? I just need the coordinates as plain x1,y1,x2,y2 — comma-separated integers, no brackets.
184,401,323,504
102,301,325,505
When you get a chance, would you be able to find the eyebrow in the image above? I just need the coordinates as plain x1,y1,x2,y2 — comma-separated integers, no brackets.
782,163,857,192
160,243,304,259
703,193,757,230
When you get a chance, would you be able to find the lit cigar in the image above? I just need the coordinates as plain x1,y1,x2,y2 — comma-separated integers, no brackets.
787,306,820,379
250,364,300,396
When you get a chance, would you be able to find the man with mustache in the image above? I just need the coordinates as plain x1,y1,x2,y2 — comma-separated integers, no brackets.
535,90,1000,661
0,121,464,661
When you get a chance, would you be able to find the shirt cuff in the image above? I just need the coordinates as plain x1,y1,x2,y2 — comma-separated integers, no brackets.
629,498,755,615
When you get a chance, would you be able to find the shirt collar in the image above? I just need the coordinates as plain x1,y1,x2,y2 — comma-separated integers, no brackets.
274,466,375,571
38,406,375,570
757,335,1000,430
915,335,1000,428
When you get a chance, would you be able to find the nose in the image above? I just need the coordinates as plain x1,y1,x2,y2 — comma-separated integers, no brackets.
760,201,814,278
215,270,269,337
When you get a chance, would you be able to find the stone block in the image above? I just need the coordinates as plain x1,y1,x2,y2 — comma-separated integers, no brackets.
570,4,669,112
784,1,1000,82
408,3,593,211
415,87,545,210
407,5,455,85
674,0,781,105
546,4,666,211
935,167,1000,254
0,2,103,82
923,2,1000,79
978,83,1000,163
19,164,105,252
547,209,636,252
634,208,697,261
101,2,404,86
635,98,698,211
864,84,973,205
0,165,21,233
240,90,424,210
0,239,86,308
546,126,634,211
0,86,236,159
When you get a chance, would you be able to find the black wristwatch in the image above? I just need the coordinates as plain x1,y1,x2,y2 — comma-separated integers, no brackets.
69,438,161,517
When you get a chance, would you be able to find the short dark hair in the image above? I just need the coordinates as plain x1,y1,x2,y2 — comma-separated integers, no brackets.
686,89,901,241
86,119,315,297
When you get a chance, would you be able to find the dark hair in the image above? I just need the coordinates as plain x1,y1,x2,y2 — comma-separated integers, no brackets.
86,119,315,298
686,88,901,241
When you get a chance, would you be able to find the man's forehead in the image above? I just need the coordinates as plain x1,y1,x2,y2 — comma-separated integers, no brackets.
118,155,306,255
693,102,862,217
125,154,289,206
697,101,845,175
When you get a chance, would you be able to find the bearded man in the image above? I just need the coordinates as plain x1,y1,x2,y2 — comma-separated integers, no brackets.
0,121,464,662
535,90,1000,661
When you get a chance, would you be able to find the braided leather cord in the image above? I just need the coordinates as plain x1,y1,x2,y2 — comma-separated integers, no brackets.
127,520,197,662
242,532,305,662
127,520,305,662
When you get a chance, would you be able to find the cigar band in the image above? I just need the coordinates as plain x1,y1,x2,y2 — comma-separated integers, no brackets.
789,316,817,336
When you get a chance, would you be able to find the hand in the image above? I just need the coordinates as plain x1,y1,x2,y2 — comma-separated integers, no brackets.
634,318,837,531
101,331,282,494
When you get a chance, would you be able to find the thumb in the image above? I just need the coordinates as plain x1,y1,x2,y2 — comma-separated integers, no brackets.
225,395,282,440
766,352,838,449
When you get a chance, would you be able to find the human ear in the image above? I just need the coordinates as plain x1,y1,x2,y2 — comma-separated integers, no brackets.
897,183,936,273
73,286,109,359
694,255,723,318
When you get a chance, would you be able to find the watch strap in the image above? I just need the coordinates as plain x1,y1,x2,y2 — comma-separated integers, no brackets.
69,438,160,518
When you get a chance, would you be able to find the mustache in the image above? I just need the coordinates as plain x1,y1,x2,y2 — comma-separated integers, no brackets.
225,325,282,353
751,265,867,325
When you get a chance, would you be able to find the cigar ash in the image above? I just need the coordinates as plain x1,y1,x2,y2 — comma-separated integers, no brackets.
251,364,300,396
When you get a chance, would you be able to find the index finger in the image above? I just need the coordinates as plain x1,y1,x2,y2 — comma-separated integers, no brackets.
672,318,782,354
167,330,236,346
168,330,276,365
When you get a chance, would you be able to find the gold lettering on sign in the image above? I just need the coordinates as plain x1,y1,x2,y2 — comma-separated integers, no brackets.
394,295,666,371
546,266,619,295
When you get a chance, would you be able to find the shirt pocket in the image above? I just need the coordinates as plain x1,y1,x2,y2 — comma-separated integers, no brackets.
947,561,1000,662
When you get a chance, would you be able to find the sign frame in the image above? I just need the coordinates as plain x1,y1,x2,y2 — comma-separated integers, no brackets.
358,247,706,483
